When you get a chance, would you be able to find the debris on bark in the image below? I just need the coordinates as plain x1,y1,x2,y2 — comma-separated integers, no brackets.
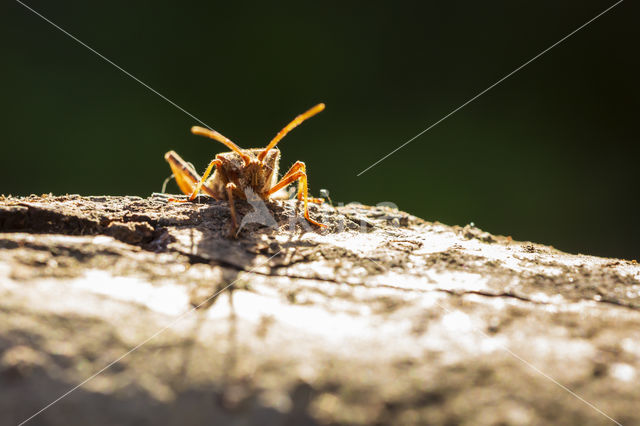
1,194,639,425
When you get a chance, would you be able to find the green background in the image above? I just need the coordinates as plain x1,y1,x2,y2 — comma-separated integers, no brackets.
2,1,638,259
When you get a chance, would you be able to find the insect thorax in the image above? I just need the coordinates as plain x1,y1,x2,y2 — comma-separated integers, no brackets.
212,148,280,197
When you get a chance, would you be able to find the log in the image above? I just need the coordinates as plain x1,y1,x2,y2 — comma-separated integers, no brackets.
0,194,638,425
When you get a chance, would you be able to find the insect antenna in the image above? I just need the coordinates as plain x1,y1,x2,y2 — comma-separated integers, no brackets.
191,126,251,165
258,103,325,163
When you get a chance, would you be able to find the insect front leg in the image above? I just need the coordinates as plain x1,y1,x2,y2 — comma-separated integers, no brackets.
226,182,239,236
271,162,324,203
188,158,222,201
267,161,325,227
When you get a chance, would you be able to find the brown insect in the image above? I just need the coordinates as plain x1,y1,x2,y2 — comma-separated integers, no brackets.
164,103,326,235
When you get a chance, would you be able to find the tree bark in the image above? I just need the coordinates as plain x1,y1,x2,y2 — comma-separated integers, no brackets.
0,194,638,425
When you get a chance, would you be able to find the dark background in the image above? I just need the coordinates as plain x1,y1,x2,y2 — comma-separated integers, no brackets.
2,1,638,259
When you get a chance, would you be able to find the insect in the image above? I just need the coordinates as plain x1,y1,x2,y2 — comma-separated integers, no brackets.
164,103,326,235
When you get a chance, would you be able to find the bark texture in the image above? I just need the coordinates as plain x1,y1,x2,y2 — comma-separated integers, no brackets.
0,194,639,425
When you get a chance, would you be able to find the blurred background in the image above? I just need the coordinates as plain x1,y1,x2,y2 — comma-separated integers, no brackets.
2,1,638,259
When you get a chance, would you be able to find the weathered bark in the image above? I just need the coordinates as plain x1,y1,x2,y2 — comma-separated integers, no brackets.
0,194,638,425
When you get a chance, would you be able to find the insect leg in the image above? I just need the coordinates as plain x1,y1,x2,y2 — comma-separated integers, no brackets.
269,162,324,204
267,162,325,227
164,151,199,195
226,182,239,235
188,158,223,201
164,151,220,200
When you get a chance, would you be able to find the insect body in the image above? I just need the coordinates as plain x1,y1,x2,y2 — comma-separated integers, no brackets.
164,103,326,235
